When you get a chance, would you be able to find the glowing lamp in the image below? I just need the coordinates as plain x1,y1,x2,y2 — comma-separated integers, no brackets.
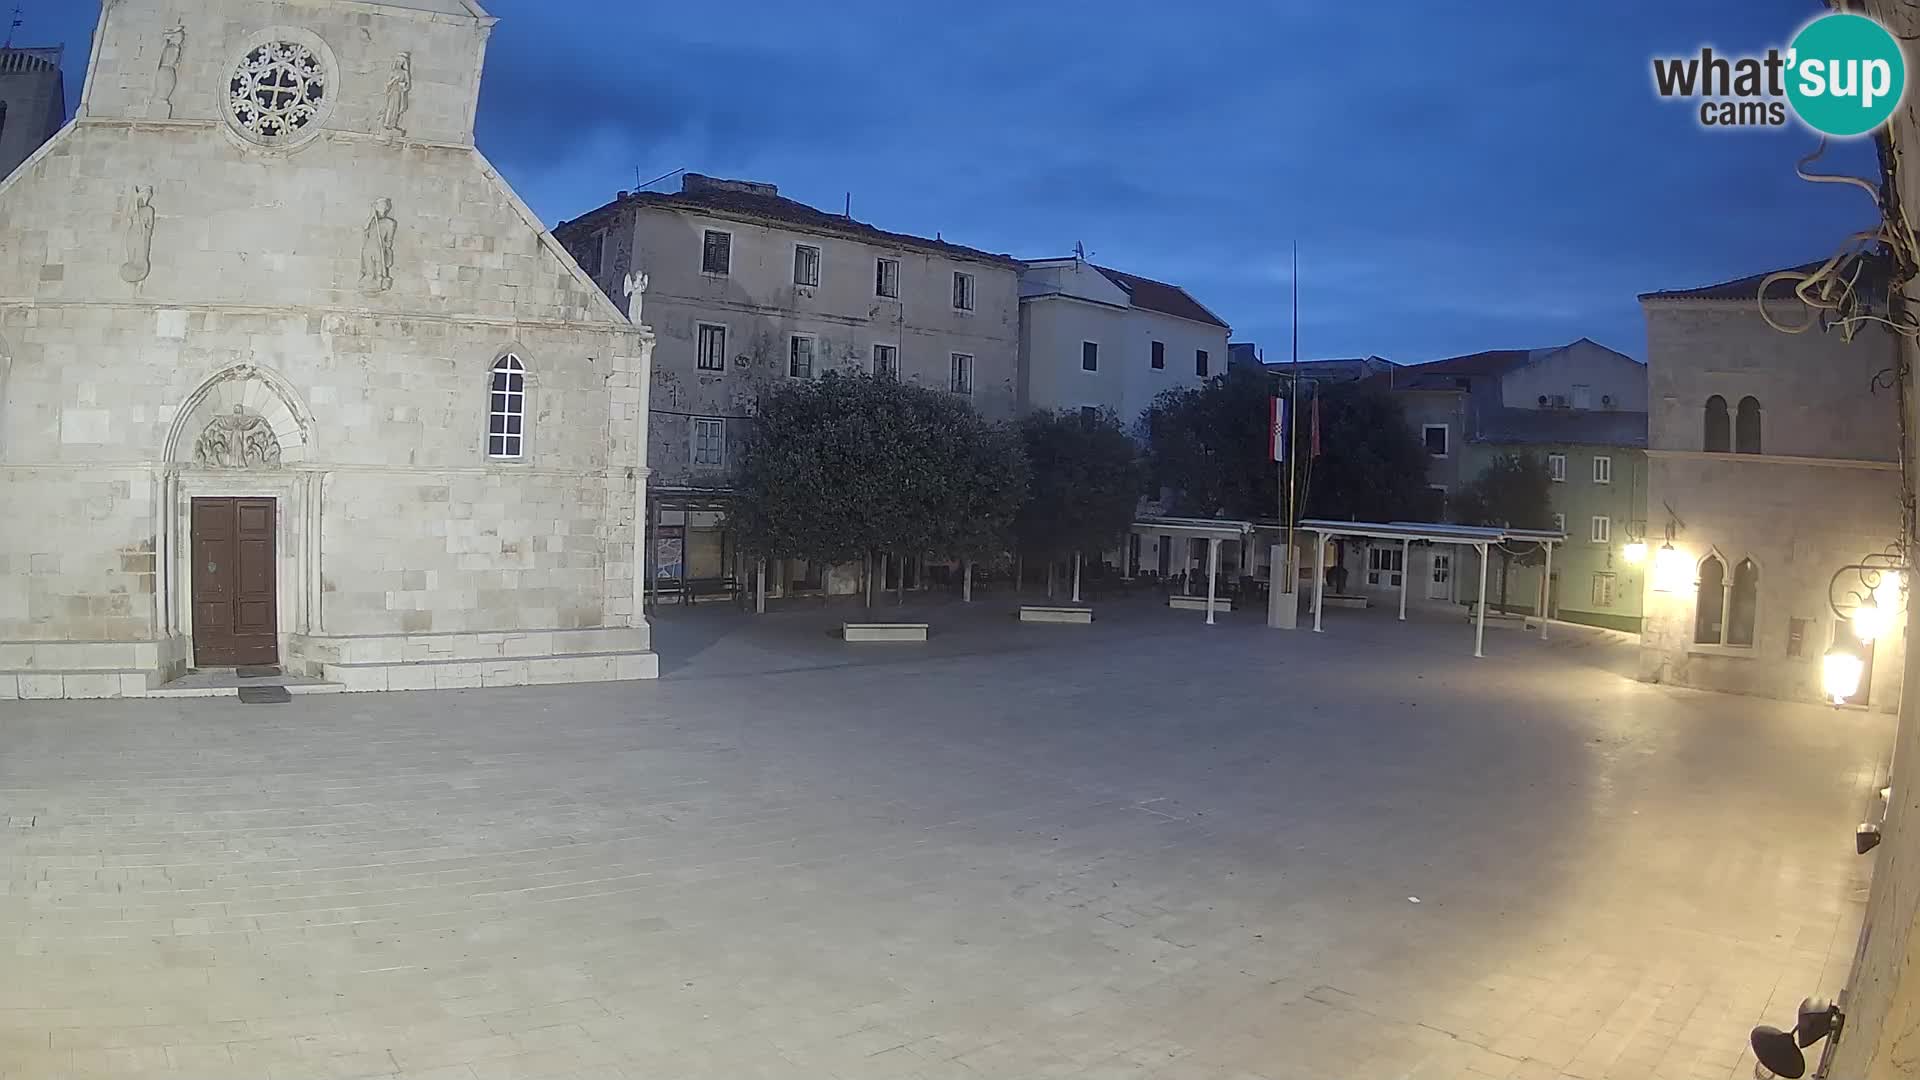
1652,543,1691,593
1622,541,1647,565
1852,601,1893,644
1874,570,1903,610
1823,648,1866,705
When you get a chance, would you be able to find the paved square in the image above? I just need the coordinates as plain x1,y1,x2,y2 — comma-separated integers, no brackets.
0,601,1889,1079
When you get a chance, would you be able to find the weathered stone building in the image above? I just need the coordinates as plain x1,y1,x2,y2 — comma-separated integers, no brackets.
0,0,657,697
0,45,65,180
555,175,1019,600
1639,265,1904,710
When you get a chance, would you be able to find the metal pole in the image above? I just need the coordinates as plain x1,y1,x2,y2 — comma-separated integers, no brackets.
755,557,766,614
1071,551,1082,603
1475,542,1489,658
1284,242,1300,600
1312,531,1325,632
1398,537,1409,621
963,560,973,603
1205,536,1219,625
1540,542,1552,640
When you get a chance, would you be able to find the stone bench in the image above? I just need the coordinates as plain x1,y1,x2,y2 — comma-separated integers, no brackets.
1019,605,1093,624
842,623,929,642
1168,595,1233,612
1323,594,1370,609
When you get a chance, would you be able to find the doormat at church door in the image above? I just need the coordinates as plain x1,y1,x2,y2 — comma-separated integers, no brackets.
237,686,292,704
237,665,282,679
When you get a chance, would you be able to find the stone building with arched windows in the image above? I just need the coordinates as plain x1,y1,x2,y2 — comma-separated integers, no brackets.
0,0,658,697
1639,263,1904,709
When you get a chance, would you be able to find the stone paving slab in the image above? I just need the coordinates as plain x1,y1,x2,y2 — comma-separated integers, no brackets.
0,603,1888,1079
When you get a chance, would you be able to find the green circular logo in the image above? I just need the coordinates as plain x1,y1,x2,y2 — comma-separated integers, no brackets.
1786,13,1906,137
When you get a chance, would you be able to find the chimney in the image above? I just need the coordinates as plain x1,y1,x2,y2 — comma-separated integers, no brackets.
682,173,778,197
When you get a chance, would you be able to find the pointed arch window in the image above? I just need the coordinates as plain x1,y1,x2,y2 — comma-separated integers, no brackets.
1727,558,1758,645
1704,395,1730,453
488,353,526,459
1694,554,1726,644
1735,396,1762,454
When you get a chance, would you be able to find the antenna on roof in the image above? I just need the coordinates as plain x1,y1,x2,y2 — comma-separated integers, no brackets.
1072,240,1086,262
634,167,686,193
4,6,21,48
845,192,851,218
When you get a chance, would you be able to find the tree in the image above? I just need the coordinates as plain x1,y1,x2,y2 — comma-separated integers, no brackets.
1013,409,1142,566
730,373,1028,603
1140,369,1431,523
1451,452,1555,613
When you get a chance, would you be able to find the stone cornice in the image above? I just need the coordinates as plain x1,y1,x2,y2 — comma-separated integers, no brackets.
1647,448,1900,471
0,298,649,342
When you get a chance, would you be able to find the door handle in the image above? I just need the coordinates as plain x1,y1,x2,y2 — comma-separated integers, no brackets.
206,562,217,574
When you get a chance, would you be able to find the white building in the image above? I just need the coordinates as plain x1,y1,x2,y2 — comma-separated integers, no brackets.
1639,264,1904,711
1017,255,1230,427
0,0,657,697
556,175,1020,600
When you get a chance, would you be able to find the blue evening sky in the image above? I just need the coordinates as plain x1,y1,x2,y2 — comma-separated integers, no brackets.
28,1,1880,362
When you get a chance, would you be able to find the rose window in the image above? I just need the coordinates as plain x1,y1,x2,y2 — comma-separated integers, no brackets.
227,42,327,141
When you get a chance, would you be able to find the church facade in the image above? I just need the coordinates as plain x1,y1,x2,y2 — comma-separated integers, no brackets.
0,0,658,697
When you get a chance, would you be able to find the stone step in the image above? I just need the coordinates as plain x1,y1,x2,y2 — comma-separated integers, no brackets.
0,670,153,700
323,650,658,692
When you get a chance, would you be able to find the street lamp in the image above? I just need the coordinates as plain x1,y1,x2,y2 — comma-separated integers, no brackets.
1652,542,1691,593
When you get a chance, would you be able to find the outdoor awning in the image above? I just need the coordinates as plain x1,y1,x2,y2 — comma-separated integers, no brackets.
1296,519,1566,657
1132,516,1255,541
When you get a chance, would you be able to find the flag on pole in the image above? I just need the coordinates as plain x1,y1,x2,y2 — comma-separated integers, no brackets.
1270,397,1286,462
1310,394,1322,458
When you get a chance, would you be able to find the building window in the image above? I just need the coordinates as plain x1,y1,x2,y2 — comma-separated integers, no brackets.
1366,546,1404,587
1427,484,1448,519
793,243,821,287
1693,554,1757,647
1196,349,1210,377
1590,516,1610,544
1735,396,1762,453
1547,453,1567,482
692,417,725,468
696,323,727,372
1082,341,1099,372
1592,455,1612,484
487,353,526,459
1151,340,1165,370
1591,572,1615,607
875,257,900,298
1423,424,1448,457
226,40,330,145
950,352,973,395
1080,405,1100,423
1552,512,1566,534
873,343,898,379
788,335,814,378
1704,395,1730,452
952,271,974,311
574,230,604,278
1572,384,1592,409
701,229,731,275
0,102,9,143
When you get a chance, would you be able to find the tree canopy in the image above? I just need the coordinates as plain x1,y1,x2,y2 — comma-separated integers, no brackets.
1451,452,1556,611
1013,408,1142,561
729,373,1028,567
1139,368,1431,523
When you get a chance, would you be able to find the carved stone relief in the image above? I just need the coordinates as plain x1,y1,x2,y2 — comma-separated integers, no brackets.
151,22,184,120
120,185,154,284
193,406,282,469
360,197,396,294
380,52,412,138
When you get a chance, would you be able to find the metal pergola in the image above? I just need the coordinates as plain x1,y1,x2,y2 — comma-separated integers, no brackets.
1132,516,1256,625
1298,519,1566,657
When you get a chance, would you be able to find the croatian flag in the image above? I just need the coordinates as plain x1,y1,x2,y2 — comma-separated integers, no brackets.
1270,397,1286,462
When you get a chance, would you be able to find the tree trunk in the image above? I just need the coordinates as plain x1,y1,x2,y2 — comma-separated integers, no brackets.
896,551,905,606
864,551,875,610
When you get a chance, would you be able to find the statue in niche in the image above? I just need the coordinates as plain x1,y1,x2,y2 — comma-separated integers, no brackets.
120,185,154,284
380,52,412,137
623,270,648,324
193,407,282,469
360,197,396,294
151,22,185,120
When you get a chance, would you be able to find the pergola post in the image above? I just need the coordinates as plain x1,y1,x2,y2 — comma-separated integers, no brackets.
755,557,766,614
1312,531,1325,632
1205,536,1220,625
1474,541,1489,658
1539,541,1552,640
1071,552,1082,604
962,560,973,603
1398,537,1410,621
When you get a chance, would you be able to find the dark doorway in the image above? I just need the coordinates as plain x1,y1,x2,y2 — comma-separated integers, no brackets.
191,497,278,667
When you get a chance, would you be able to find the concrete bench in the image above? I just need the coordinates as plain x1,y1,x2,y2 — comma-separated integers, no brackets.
1019,605,1093,624
1323,594,1370,610
842,623,928,642
1168,595,1233,612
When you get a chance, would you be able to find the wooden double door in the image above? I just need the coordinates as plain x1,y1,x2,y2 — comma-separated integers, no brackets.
191,497,278,667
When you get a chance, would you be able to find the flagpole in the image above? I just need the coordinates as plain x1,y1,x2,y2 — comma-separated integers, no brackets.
1284,241,1299,592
